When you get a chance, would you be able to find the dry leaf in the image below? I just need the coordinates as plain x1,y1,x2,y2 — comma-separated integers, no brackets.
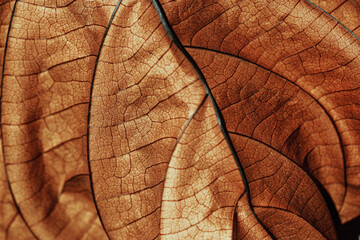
1,0,359,239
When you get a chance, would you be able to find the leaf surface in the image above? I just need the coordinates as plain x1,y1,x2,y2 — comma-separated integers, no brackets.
0,1,35,238
1,0,360,239
0,0,118,238
86,0,346,239
160,0,360,224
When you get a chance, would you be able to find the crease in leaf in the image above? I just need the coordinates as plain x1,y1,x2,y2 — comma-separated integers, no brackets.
151,0,276,238
184,44,347,223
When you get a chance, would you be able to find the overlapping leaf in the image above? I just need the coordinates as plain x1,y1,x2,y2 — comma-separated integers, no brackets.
1,0,359,239
161,0,360,224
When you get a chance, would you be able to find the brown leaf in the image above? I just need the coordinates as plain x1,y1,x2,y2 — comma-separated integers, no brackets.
0,1,35,239
312,0,360,37
161,0,360,224
0,0,115,238
1,0,360,239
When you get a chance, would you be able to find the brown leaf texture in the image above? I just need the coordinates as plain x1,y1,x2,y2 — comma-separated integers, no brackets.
0,1,34,239
1,0,359,239
161,0,360,223
0,0,115,239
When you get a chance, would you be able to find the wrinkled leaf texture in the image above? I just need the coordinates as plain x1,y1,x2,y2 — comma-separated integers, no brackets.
0,0,359,239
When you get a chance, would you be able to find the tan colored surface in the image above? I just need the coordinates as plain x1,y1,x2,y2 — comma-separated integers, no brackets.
162,0,360,224
1,0,359,239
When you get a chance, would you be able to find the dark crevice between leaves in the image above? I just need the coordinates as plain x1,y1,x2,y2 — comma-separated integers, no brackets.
338,215,360,240
309,169,342,239
305,0,360,215
183,45,347,190
151,0,276,239
184,45,347,233
86,1,123,239
285,128,342,238
229,130,342,238
0,0,38,239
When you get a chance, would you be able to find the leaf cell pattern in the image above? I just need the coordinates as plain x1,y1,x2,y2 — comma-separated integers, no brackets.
0,0,359,239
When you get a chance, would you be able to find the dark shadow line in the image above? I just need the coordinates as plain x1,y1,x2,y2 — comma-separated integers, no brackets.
338,215,360,240
305,0,360,42
229,131,341,238
151,0,276,239
0,0,38,238
86,1,123,239
184,44,347,212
